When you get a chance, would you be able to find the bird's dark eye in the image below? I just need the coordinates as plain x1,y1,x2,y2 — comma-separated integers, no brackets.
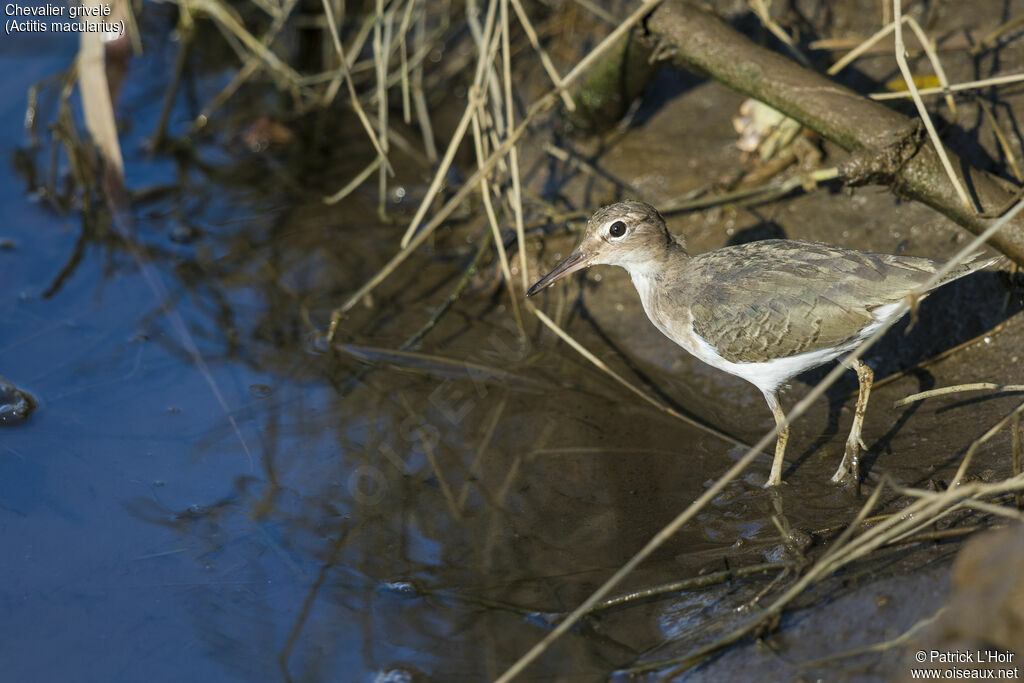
609,220,626,238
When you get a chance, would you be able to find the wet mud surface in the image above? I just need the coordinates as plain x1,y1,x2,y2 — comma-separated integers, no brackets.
3,1,1024,681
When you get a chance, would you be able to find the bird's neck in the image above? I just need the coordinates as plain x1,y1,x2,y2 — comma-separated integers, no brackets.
624,239,689,308
624,237,689,279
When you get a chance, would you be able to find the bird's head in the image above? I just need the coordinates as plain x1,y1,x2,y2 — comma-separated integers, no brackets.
526,201,680,296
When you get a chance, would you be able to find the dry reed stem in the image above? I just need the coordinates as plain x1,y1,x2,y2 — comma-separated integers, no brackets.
1014,413,1023,508
468,0,508,139
470,93,527,338
572,0,617,24
328,95,528,339
828,15,956,116
895,382,1024,407
799,607,946,667
901,15,957,116
748,0,811,68
748,477,1024,656
398,0,500,248
870,72,1024,100
322,14,372,104
324,158,382,204
411,4,438,162
502,0,529,291
868,322,1010,394
186,0,302,85
590,562,793,613
117,0,143,56
398,0,418,124
319,0,395,175
972,12,1024,55
509,0,576,111
826,18,900,73
950,399,1024,486
377,2,394,219
77,6,123,177
892,0,974,212
660,167,839,213
248,0,277,19
495,199,1024,682
189,49,263,131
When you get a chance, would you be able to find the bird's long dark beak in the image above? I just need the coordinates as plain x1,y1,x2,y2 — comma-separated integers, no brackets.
526,249,591,297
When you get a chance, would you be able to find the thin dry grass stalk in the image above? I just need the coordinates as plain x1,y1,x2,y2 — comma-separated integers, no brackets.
319,0,395,175
186,0,302,84
374,0,392,219
509,0,575,111
828,14,957,116
528,304,745,449
502,0,529,290
972,12,1024,55
895,382,1024,408
470,90,526,338
189,0,299,132
892,0,974,212
398,0,501,248
870,72,1024,100
748,0,810,68
800,606,945,667
324,158,383,204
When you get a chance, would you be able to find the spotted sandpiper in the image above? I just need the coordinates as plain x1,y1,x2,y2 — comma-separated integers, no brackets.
527,201,999,487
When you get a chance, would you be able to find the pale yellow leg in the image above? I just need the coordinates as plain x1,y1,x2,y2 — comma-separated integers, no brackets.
763,390,789,487
832,360,874,485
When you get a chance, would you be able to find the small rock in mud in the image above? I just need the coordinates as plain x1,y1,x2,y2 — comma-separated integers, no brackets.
0,377,36,425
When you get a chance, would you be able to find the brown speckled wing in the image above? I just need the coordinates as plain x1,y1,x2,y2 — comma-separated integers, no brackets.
683,240,950,363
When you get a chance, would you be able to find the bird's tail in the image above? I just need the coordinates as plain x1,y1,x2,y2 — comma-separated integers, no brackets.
931,253,1006,290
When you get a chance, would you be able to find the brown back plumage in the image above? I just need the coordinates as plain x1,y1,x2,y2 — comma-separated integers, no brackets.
678,240,996,362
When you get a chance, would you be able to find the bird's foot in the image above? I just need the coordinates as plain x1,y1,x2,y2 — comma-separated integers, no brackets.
831,438,863,490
